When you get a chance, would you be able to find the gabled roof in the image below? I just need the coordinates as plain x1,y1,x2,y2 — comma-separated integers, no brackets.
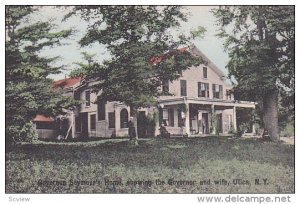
149,47,188,65
53,77,82,89
33,114,54,122
149,45,226,79
189,45,226,78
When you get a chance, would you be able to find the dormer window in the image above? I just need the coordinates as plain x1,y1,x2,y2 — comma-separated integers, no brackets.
203,67,208,79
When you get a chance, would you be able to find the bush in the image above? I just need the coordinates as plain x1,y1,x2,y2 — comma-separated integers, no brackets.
280,122,294,137
6,122,38,144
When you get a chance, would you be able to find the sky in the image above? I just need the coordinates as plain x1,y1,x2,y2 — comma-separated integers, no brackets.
31,6,229,80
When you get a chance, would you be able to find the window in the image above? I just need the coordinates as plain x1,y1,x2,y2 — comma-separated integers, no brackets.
160,108,169,126
120,108,128,128
180,80,187,96
85,90,90,106
162,79,169,95
213,84,223,99
226,90,232,100
160,108,174,127
75,116,81,132
198,82,209,98
90,114,96,131
108,112,115,128
168,108,174,127
74,91,80,100
203,67,208,78
97,97,106,121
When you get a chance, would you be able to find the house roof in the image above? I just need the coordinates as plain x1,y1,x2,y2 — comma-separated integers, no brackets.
189,45,226,78
53,77,82,89
149,45,226,79
149,47,188,65
33,114,54,122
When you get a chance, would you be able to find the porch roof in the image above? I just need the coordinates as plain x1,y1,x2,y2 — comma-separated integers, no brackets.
157,97,256,108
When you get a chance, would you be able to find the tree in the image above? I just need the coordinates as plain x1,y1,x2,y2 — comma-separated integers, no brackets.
5,6,75,144
213,6,295,141
68,6,203,140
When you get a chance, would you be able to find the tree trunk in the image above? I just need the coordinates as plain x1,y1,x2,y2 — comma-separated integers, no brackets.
262,91,279,141
130,105,139,140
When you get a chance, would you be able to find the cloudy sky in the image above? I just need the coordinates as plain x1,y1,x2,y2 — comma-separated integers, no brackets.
31,6,228,80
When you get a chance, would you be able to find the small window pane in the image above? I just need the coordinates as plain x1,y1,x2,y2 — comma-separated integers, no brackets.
203,67,207,78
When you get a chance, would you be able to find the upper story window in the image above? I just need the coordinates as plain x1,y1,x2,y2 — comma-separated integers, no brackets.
180,80,187,96
212,84,223,99
162,79,169,95
85,90,90,106
97,97,106,121
198,82,209,98
203,67,208,78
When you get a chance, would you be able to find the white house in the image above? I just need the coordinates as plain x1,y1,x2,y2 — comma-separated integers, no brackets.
34,45,255,139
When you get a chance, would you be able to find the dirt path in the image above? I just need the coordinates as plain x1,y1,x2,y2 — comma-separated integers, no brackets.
280,136,294,145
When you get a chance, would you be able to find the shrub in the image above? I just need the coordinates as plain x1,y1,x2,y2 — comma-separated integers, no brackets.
6,122,38,144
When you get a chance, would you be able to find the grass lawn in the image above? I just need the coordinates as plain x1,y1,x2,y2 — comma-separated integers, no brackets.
5,137,294,193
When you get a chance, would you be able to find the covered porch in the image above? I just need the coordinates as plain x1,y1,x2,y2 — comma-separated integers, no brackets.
157,97,256,137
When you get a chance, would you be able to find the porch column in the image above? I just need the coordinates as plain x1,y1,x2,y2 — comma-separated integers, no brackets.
185,103,190,136
115,105,120,136
71,111,75,138
252,113,256,134
154,107,160,136
211,104,216,134
233,106,237,131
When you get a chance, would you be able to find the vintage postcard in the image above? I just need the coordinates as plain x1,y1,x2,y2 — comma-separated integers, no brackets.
4,3,295,203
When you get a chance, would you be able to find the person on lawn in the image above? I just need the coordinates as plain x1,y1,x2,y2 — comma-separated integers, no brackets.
128,117,136,140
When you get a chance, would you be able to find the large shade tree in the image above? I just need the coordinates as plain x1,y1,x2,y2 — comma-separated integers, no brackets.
213,6,295,141
68,6,203,139
6,6,75,144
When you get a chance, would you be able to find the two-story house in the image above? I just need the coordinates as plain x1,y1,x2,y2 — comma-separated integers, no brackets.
34,45,255,139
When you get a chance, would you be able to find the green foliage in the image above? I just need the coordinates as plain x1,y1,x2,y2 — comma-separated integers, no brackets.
5,6,76,144
6,122,38,145
213,6,294,99
213,6,294,140
6,137,294,193
68,6,202,108
280,122,294,138
190,26,207,40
